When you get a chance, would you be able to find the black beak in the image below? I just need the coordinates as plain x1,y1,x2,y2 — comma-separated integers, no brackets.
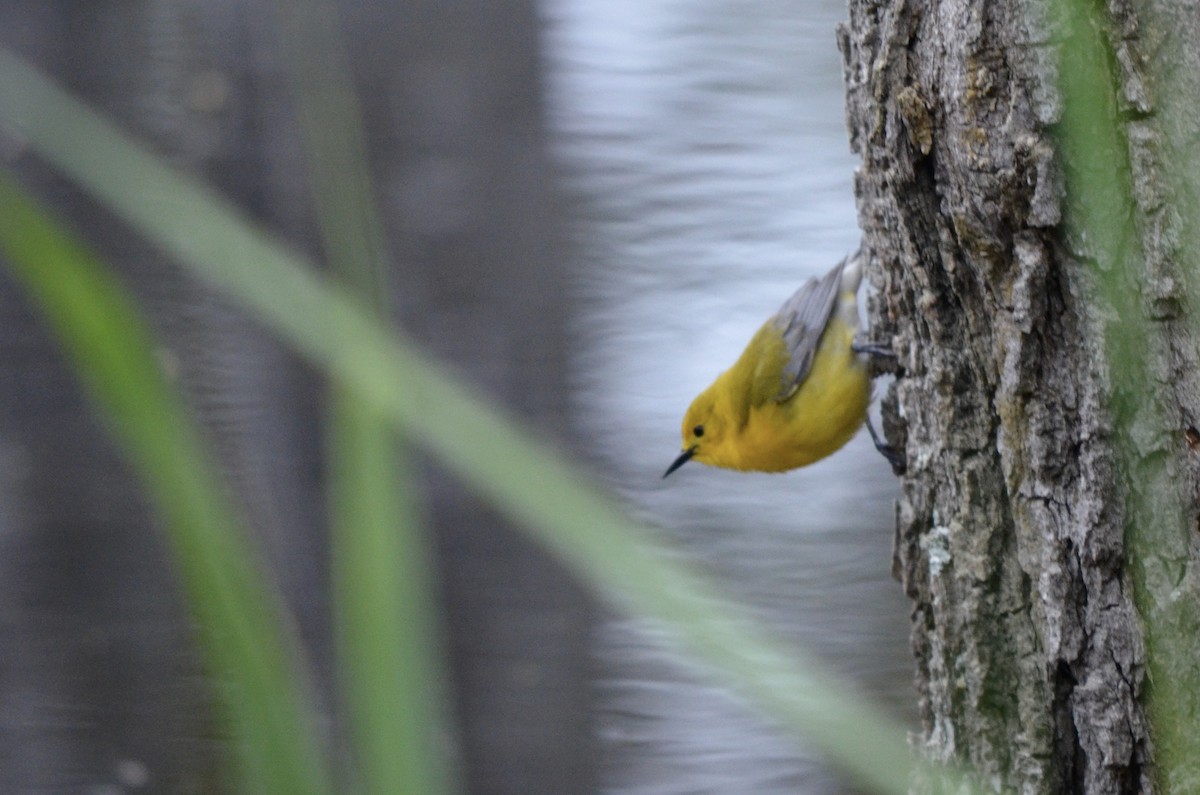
663,446,697,478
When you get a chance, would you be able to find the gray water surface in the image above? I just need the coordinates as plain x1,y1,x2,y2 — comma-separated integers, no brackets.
544,0,915,792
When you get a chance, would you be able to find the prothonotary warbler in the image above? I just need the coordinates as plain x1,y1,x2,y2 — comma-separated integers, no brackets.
664,250,885,476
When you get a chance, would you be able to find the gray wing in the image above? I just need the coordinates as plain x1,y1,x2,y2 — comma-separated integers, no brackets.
769,256,848,402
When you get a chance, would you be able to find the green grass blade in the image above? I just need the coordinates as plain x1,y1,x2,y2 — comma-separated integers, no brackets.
0,48,951,794
270,0,390,298
0,172,334,795
270,0,459,790
328,405,454,794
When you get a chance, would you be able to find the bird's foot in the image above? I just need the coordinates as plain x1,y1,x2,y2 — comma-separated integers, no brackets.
852,339,896,359
866,415,906,475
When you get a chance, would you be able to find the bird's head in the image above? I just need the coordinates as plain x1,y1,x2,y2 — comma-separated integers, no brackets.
663,388,732,476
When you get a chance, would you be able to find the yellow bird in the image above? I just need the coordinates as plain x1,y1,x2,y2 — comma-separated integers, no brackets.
664,251,884,476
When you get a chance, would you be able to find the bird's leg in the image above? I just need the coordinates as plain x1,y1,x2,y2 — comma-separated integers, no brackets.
853,338,901,379
851,339,896,358
866,415,906,475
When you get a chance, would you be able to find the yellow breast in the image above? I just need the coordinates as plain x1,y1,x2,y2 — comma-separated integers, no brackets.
726,316,869,472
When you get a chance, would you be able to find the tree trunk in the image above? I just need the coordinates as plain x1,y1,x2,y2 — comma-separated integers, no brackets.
840,0,1200,790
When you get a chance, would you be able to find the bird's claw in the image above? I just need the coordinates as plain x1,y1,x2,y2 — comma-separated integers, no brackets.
852,339,896,358
866,415,906,475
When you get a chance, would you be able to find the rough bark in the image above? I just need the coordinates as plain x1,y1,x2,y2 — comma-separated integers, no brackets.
840,0,1200,791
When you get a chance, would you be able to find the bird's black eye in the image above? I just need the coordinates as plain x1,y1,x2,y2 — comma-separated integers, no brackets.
692,424,704,438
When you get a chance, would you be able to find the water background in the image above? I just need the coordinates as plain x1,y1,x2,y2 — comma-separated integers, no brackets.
543,0,915,791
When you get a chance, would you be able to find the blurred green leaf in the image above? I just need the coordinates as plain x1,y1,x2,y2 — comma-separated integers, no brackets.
272,0,459,791
0,172,334,795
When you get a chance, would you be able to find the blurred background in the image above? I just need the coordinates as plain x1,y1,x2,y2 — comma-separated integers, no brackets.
0,0,910,793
